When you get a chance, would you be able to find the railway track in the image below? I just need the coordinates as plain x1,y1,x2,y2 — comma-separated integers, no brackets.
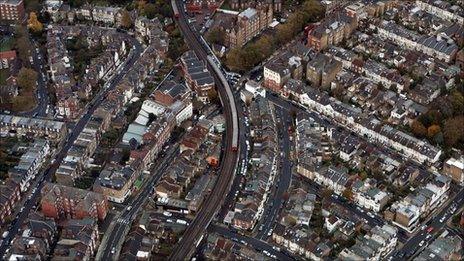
169,0,240,259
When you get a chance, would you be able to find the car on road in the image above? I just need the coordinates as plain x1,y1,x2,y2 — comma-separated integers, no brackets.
419,241,425,247
427,226,434,233
176,219,187,225
111,247,115,254
267,228,273,236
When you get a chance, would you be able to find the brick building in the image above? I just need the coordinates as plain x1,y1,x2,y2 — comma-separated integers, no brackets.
307,12,357,51
263,58,291,92
230,0,282,12
0,50,16,69
40,183,108,221
221,5,273,48
0,0,25,21
180,51,216,103
185,0,220,13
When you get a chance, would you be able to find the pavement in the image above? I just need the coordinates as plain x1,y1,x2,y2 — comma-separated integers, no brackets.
0,33,142,258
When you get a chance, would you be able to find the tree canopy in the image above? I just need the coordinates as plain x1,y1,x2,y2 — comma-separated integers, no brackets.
17,67,38,92
27,12,43,33
120,10,133,29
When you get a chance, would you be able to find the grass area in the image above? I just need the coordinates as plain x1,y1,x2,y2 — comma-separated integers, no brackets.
134,178,143,190
0,68,9,85
0,37,13,52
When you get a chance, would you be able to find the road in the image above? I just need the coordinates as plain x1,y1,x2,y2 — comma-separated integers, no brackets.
0,36,142,258
255,106,293,240
98,144,180,260
168,0,240,259
210,224,295,261
15,33,49,117
389,188,464,259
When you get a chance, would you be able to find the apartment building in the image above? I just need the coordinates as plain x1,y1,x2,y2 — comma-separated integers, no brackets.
0,0,25,21
416,0,464,25
229,0,282,12
307,12,357,51
40,183,108,221
443,156,464,184
263,58,291,92
222,5,273,48
93,165,139,203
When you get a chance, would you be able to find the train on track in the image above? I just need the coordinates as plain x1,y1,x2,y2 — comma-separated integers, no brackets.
171,0,179,18
206,55,239,151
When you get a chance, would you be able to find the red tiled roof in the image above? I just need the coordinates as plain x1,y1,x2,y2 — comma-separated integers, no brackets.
0,50,17,60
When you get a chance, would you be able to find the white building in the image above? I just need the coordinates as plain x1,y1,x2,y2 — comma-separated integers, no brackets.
416,0,464,24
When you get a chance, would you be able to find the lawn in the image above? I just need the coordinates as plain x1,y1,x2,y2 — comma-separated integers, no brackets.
0,37,13,52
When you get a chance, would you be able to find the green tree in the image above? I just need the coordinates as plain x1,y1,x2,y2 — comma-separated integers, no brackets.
451,91,464,116
143,3,158,19
17,67,38,92
411,120,427,138
120,10,133,29
254,35,274,59
225,48,246,72
206,27,225,45
443,116,464,147
14,26,32,63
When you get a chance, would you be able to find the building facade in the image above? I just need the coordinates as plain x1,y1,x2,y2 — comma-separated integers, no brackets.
0,0,25,21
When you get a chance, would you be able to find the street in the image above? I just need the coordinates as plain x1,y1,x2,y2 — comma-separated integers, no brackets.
255,106,293,240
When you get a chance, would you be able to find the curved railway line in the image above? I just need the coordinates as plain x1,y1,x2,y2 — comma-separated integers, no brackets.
169,0,240,259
